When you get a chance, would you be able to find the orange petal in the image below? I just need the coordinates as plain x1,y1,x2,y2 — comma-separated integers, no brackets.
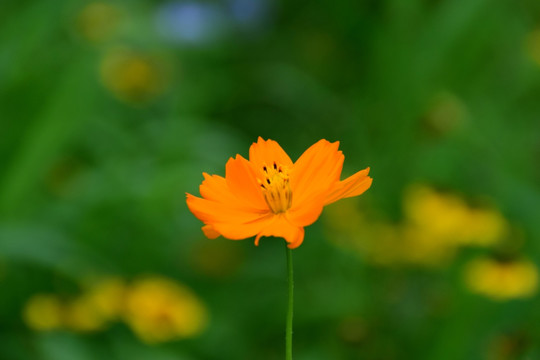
249,137,293,170
290,140,344,207
225,155,268,211
324,167,372,205
200,173,236,202
186,193,269,225
286,228,305,249
254,215,305,248
200,173,260,211
286,194,325,227
202,225,220,239
212,213,275,240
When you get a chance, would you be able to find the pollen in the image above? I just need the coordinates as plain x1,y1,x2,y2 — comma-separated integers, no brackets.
259,162,292,214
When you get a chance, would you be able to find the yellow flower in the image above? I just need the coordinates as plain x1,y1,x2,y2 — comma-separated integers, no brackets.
64,296,108,332
76,2,122,43
123,277,208,343
100,48,166,103
458,208,508,246
525,29,540,67
23,294,63,331
324,185,508,267
464,257,538,301
64,278,126,332
187,137,372,248
398,225,457,266
404,185,507,247
405,186,470,239
85,278,126,320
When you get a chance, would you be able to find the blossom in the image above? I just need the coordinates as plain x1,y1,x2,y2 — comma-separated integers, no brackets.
83,278,126,321
64,278,126,332
22,294,63,331
464,257,538,301
100,48,167,103
186,137,372,249
324,185,508,267
64,296,109,332
404,185,508,247
76,2,122,43
123,277,208,343
525,29,540,67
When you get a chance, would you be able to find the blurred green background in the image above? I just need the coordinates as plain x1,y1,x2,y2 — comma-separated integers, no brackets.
2,0,540,359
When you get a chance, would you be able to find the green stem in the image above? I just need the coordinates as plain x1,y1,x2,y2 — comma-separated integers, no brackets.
285,243,294,360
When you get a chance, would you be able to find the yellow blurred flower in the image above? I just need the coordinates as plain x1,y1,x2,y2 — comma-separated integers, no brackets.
85,277,126,320
459,209,508,246
324,201,436,266
404,185,508,247
100,48,167,103
23,294,63,331
124,277,208,344
64,296,107,332
324,185,509,267
405,186,468,238
76,2,122,43
464,257,538,301
525,29,540,67
398,225,457,266
64,278,126,332
350,223,456,267
22,278,127,333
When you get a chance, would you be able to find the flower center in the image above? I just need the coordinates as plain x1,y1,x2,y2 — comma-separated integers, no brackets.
258,162,292,214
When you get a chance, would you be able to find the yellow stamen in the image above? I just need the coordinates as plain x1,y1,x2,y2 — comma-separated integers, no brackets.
259,162,292,214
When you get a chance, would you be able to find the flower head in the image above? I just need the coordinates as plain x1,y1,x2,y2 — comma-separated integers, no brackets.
23,294,63,331
76,2,122,43
123,277,208,343
187,137,372,248
64,296,109,332
464,257,538,301
100,48,167,103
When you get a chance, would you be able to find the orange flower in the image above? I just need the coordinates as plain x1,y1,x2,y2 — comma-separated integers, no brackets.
186,138,372,249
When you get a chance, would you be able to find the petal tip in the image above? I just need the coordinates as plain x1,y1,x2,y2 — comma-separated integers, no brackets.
202,225,220,239
254,234,263,246
286,239,303,249
365,176,373,188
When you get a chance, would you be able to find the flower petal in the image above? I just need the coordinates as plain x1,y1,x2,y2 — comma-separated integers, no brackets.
202,225,220,239
200,173,236,202
254,215,305,249
186,194,269,225
290,139,344,207
324,167,372,205
286,194,325,227
249,137,293,170
225,155,268,211
212,214,275,240
199,172,260,211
